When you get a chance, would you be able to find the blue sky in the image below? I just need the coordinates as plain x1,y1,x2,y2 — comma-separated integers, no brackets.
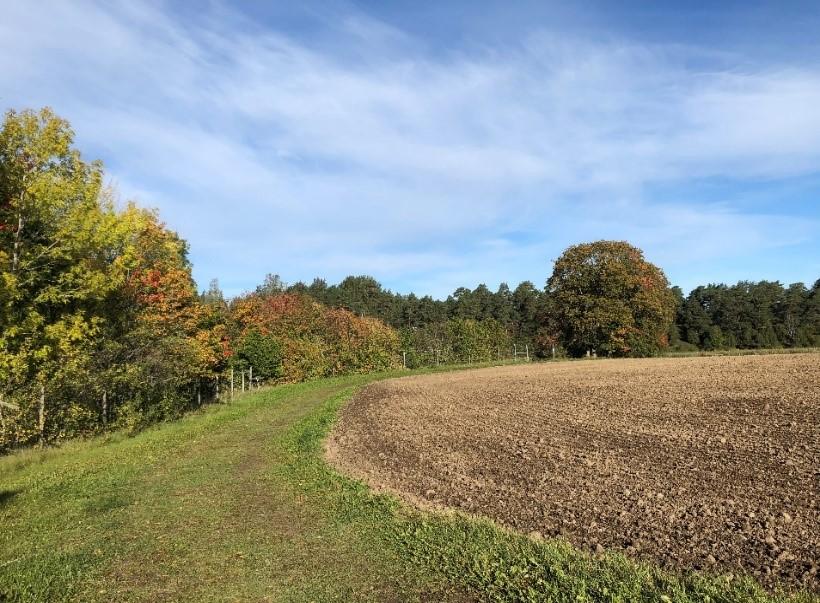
2,1,818,298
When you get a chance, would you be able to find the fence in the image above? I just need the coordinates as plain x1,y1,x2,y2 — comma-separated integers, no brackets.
399,343,535,369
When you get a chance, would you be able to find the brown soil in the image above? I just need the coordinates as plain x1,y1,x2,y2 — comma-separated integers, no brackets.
326,354,820,592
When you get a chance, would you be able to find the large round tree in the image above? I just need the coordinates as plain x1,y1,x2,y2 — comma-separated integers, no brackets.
547,241,676,357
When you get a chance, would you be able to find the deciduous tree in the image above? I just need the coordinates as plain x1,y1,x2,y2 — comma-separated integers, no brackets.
546,241,676,357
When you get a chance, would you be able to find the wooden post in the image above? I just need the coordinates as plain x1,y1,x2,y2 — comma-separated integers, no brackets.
38,384,45,447
102,390,108,426
242,370,245,392
402,351,406,369
526,345,529,362
197,381,201,406
216,375,220,402
249,366,253,390
230,368,234,401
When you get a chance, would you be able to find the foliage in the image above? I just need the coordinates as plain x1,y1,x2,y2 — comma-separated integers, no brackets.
546,240,676,357
0,107,405,453
289,276,547,353
1,106,816,453
399,318,512,367
293,271,818,357
228,292,400,382
231,328,283,380
677,280,819,350
0,108,223,450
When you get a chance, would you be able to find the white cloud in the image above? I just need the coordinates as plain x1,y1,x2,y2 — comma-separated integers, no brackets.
1,0,818,297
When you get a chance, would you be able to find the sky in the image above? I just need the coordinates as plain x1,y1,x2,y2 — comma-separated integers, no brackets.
1,0,819,298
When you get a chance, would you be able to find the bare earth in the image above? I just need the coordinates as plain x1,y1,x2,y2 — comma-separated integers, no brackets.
326,354,820,592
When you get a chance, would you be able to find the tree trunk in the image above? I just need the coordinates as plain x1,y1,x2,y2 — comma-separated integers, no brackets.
38,384,45,447
12,214,24,273
11,181,27,273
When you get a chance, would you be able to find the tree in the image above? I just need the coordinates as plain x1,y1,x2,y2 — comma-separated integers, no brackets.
805,280,820,346
256,273,286,297
777,283,808,346
232,329,282,381
546,241,676,357
0,108,228,448
493,283,514,325
201,278,225,307
511,281,542,342
0,108,111,445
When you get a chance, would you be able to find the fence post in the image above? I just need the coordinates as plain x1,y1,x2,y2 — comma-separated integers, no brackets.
242,370,245,392
249,366,253,390
230,368,234,401
402,350,406,369
526,345,529,362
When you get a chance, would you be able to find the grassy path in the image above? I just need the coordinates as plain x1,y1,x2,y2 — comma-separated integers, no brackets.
0,374,426,602
0,369,813,602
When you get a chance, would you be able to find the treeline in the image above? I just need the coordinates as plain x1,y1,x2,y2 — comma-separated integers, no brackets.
243,276,524,368
0,109,227,449
284,276,819,355
0,109,399,452
287,276,543,339
2,108,817,452
283,276,542,365
672,281,819,350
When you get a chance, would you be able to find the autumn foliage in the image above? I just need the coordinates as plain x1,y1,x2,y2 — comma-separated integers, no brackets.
547,240,676,357
0,108,399,452
4,108,812,454
229,293,400,382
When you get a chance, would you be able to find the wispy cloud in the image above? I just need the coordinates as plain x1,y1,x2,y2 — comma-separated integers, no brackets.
1,0,818,296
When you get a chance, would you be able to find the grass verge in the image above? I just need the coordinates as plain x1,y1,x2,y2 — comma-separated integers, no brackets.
0,366,815,602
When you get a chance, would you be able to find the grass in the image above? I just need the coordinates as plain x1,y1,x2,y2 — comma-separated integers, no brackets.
0,365,816,602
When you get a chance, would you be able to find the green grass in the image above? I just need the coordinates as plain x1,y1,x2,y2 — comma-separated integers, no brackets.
0,367,815,602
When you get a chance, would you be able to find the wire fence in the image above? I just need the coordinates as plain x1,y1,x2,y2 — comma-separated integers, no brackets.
206,343,541,404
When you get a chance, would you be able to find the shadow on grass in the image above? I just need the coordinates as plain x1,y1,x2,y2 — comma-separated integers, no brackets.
0,489,19,507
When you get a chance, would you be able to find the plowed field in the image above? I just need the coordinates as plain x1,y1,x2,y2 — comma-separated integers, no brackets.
327,354,820,592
